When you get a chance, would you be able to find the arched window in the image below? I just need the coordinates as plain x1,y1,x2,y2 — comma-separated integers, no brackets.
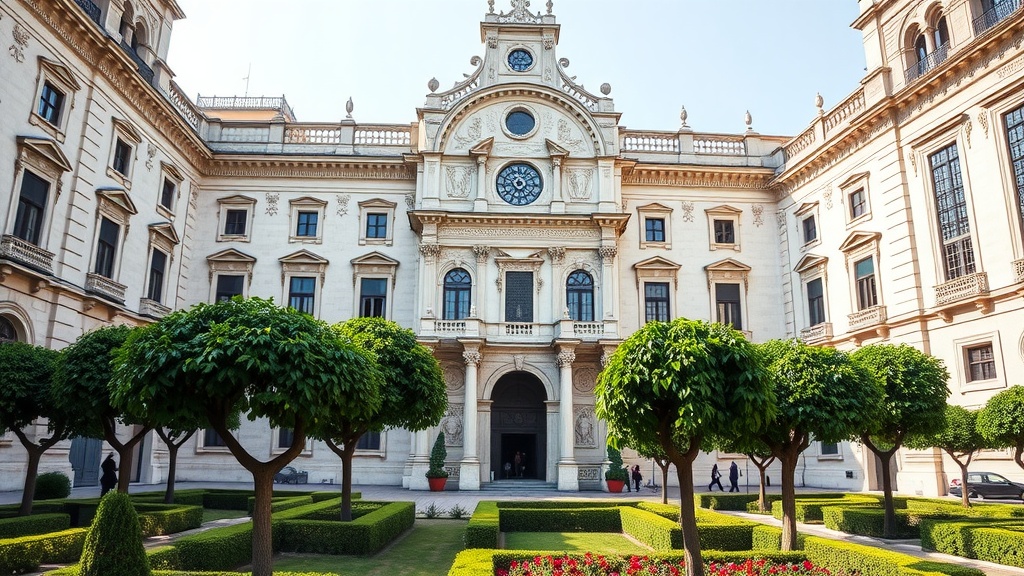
915,34,928,64
443,269,472,320
566,270,594,322
934,16,950,48
131,22,146,52
0,317,18,344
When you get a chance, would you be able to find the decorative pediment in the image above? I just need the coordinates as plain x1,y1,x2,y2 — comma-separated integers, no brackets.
705,204,743,215
351,251,399,284
289,196,328,207
705,258,751,290
794,201,818,217
111,118,142,144
281,250,329,285
38,57,82,91
705,258,751,273
160,162,184,182
95,188,138,216
546,139,570,157
838,171,870,190
633,256,681,289
794,253,828,274
469,137,494,156
281,249,329,266
358,198,397,210
16,136,72,174
217,194,257,205
148,222,180,247
637,202,673,213
207,248,256,283
838,230,881,253
634,256,682,271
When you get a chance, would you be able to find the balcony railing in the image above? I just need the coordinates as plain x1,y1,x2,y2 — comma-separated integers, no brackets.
973,0,1022,36
934,271,989,306
0,235,54,275
905,43,950,84
74,0,103,26
139,298,171,319
572,322,605,336
434,320,467,335
800,323,833,344
848,305,887,330
119,41,154,84
1014,259,1024,283
85,273,127,303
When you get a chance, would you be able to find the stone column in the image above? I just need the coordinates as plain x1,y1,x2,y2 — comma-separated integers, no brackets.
460,343,482,490
419,243,441,320
556,344,579,491
473,246,490,319
474,156,488,212
550,156,565,214
599,246,617,322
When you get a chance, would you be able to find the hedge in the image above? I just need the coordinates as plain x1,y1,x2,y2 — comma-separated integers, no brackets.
277,501,415,555
498,500,630,509
465,501,499,548
47,568,340,576
821,505,973,539
0,514,71,539
803,535,985,576
133,503,205,537
696,492,849,512
498,507,622,533
246,495,314,516
751,525,783,550
0,528,87,574
635,501,678,521
619,506,680,550
920,519,1024,568
289,501,382,521
770,495,876,523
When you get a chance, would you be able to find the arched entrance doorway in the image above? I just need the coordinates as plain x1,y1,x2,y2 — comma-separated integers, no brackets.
490,372,546,481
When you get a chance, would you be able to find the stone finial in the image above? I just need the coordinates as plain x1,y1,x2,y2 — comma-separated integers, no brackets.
680,105,689,128
345,97,354,119
546,0,553,14
487,0,495,13
599,83,611,96
428,77,440,93
744,110,753,130
815,92,824,116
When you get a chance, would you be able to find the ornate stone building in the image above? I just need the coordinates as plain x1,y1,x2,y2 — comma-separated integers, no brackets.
2,0,1024,494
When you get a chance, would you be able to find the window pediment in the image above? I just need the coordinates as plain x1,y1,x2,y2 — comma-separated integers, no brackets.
280,249,329,266
218,194,257,206
111,118,142,145
358,198,398,210
838,231,881,253
705,204,743,216
795,253,828,274
838,171,870,191
705,258,751,291
634,256,682,271
160,162,184,182
352,252,399,288
38,57,82,91
207,248,256,282
16,136,72,175
637,202,673,213
96,188,139,218
794,202,818,217
289,196,328,208
280,250,329,285
148,222,180,248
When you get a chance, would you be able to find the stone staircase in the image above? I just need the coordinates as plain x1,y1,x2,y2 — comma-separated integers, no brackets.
481,479,558,493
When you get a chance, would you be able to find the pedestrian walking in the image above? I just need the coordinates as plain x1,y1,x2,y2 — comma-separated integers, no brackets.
728,461,740,493
708,463,724,491
631,464,642,492
100,453,118,496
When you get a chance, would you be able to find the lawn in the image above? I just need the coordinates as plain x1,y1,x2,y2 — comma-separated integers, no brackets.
267,519,466,576
502,532,649,553
201,508,249,523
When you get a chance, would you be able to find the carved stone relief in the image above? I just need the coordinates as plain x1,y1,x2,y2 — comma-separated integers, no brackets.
445,165,473,198
453,117,483,149
557,119,585,153
573,367,597,394
9,24,30,63
577,466,600,480
444,364,465,392
681,201,695,222
751,204,764,227
265,193,280,216
574,405,596,447
336,194,351,217
442,403,464,446
566,168,593,200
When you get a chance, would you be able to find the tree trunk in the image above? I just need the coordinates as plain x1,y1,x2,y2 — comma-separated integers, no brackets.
757,465,768,513
19,447,43,516
956,459,970,508
661,464,669,505
675,458,704,576
102,419,151,493
164,442,180,504
779,452,798,551
341,442,356,521
878,451,896,538
251,469,276,576
1014,444,1023,471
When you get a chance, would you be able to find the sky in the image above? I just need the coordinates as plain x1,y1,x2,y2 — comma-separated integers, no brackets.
166,1,867,137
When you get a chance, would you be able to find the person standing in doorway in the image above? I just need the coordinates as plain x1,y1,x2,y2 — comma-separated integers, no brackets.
514,451,523,478
100,453,118,496
728,461,740,493
708,463,724,491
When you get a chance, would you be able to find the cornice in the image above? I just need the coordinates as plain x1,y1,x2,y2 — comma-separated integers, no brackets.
621,164,775,190
408,210,623,234
204,158,416,180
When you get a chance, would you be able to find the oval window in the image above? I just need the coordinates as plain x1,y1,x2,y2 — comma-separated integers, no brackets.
505,110,536,136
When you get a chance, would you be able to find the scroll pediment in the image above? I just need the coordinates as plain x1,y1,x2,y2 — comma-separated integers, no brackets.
96,188,138,215
794,253,828,273
838,231,881,252
17,136,72,173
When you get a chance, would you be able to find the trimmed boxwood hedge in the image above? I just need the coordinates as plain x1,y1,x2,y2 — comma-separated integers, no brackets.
277,501,415,556
133,503,205,537
770,495,876,523
696,492,851,512
465,501,499,548
822,505,972,539
246,495,314,516
802,535,984,576
47,567,340,576
920,519,1024,568
619,506,680,550
497,500,630,509
0,528,87,574
0,513,71,538
498,507,622,533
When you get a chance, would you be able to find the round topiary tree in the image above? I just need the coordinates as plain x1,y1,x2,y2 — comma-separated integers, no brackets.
79,491,149,576
33,471,71,500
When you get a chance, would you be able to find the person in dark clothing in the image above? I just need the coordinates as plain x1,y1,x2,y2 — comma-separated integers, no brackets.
100,453,118,496
728,461,740,493
631,464,643,492
708,463,724,491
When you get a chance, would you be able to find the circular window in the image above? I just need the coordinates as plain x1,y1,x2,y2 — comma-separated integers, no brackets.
505,110,536,136
496,164,543,206
507,49,534,72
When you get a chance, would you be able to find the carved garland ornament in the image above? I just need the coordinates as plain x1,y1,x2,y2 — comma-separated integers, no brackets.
336,194,351,217
442,404,464,447
9,24,30,63
265,193,280,216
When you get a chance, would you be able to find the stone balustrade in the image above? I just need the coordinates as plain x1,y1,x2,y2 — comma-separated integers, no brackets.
784,125,816,161
934,272,989,306
434,320,468,335
167,82,202,132
848,305,887,330
0,235,54,275
355,127,412,146
572,321,605,335
1014,259,1024,284
85,273,127,303
204,121,414,155
693,136,746,156
824,88,866,137
285,126,340,144
139,298,172,319
800,322,833,344
621,133,680,153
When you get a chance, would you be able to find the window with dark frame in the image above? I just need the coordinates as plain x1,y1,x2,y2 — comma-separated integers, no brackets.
504,271,534,323
715,283,742,329
807,278,826,326
203,428,227,447
278,428,294,449
223,209,248,236
849,188,867,219
360,278,388,318
13,170,49,246
713,219,735,244
295,211,318,237
37,82,64,126
644,282,670,323
111,138,132,176
159,178,176,210
855,256,878,310
965,344,996,382
93,217,120,278
1002,104,1024,236
929,143,975,280
820,442,840,456
288,276,316,315
566,270,595,322
443,268,472,320
356,431,381,451
215,274,244,302
645,218,665,242
366,213,388,239
147,249,167,303
802,216,817,244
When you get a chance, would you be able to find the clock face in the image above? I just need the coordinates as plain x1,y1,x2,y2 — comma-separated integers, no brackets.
507,49,534,72
496,164,543,206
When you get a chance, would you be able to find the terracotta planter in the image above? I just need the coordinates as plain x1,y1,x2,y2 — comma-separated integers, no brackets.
427,477,448,491
606,479,626,493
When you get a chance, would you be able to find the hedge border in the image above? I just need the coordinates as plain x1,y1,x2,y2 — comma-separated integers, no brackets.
0,528,88,574
0,513,71,539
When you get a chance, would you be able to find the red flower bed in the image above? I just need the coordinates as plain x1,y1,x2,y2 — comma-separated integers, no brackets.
497,554,830,576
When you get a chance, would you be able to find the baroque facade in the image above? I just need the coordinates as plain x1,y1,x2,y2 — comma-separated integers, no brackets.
2,0,1024,495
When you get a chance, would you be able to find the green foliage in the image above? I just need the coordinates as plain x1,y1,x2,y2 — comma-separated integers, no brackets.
978,385,1024,463
0,528,87,574
921,519,1024,568
498,507,622,532
132,503,204,537
427,431,449,478
604,445,628,481
449,504,469,519
79,492,149,576
54,326,138,439
769,495,877,523
802,535,984,576
751,525,783,550
424,502,444,518
277,501,415,556
0,513,70,538
169,520,252,571
465,501,500,548
245,494,314,516
906,404,989,456
34,472,71,500
0,342,60,434
619,506,681,550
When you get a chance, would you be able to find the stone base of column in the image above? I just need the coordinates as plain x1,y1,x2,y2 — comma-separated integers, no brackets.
473,198,488,212
460,459,481,490
557,462,579,491
550,201,565,214
408,460,431,491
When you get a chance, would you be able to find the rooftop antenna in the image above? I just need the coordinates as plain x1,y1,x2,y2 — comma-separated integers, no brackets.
243,63,251,97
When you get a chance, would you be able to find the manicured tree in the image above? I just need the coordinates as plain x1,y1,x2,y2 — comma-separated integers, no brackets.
310,317,446,521
758,339,881,550
714,436,775,513
110,298,382,576
79,491,149,576
0,342,80,516
596,318,773,576
978,385,1024,472
634,444,671,504
852,343,949,538
53,325,151,493
906,404,989,508
155,421,197,504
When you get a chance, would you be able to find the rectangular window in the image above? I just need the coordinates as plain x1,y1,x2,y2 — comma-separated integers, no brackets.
215,274,245,302
504,271,534,323
713,219,735,244
645,218,665,242
93,217,120,278
356,431,381,451
203,428,227,447
849,189,867,219
807,278,825,326
930,143,975,280
147,249,167,303
366,213,388,239
644,282,670,323
820,442,839,456
295,211,318,237
288,276,316,314
801,216,817,244
37,82,64,126
966,344,996,382
112,139,132,176
715,283,742,330
159,178,176,210
223,209,248,236
13,170,49,245
360,278,388,318
1003,104,1024,237
855,257,877,310
278,428,294,449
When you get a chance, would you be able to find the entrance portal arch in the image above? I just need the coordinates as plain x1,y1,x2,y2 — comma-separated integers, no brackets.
489,371,547,481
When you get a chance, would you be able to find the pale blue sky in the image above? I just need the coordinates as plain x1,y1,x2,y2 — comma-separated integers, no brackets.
167,1,866,136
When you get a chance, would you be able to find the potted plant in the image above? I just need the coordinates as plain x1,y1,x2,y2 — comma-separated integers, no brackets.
426,431,449,491
605,445,628,493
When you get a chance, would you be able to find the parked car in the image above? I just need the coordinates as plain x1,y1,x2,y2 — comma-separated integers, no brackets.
273,466,309,484
948,472,1024,500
